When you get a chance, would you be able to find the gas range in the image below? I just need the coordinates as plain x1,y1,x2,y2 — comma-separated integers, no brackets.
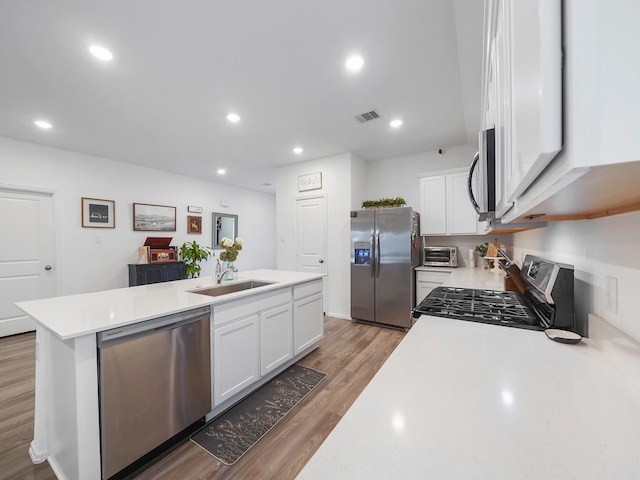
414,286,543,330
412,255,577,333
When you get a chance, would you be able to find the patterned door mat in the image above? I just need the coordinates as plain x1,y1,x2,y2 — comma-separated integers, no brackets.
191,364,326,465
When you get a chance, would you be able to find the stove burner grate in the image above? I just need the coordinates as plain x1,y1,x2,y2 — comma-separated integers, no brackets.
414,286,544,330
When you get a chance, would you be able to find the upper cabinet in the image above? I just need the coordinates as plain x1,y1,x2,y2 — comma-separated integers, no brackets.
482,0,562,219
419,169,483,236
483,0,640,224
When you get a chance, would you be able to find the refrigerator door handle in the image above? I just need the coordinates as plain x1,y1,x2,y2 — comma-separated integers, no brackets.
375,230,381,277
369,231,375,277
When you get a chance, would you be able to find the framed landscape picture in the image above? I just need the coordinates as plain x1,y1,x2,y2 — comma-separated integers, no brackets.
133,203,176,231
82,197,115,228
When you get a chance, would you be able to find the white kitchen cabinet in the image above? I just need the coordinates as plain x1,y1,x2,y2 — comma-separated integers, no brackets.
212,281,324,408
482,0,514,218
482,0,562,213
213,313,260,406
260,303,293,376
415,269,452,304
483,0,640,224
293,280,324,355
212,286,292,407
419,169,481,236
419,175,447,235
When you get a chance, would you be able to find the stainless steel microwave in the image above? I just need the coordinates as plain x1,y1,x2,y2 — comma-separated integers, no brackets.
468,128,495,222
423,247,457,267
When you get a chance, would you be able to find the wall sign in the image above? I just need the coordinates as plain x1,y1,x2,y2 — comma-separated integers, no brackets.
188,205,203,213
298,172,322,192
81,197,115,228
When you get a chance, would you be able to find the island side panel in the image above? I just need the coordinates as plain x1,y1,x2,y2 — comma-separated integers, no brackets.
32,325,101,480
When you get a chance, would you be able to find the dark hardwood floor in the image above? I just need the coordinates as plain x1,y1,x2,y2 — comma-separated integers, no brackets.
0,317,405,480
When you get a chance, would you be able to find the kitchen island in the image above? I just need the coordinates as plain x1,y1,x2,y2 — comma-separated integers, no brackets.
298,268,640,479
16,269,324,480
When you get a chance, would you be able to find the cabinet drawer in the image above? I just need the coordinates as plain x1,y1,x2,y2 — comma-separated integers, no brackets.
213,287,291,326
416,270,452,284
293,280,323,300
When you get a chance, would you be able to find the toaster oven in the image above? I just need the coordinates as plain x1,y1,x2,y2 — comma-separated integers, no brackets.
423,246,457,267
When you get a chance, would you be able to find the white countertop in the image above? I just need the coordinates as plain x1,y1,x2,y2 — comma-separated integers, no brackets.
16,269,323,340
298,268,640,479
416,264,507,290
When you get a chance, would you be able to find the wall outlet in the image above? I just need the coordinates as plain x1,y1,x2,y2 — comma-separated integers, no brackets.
605,276,618,314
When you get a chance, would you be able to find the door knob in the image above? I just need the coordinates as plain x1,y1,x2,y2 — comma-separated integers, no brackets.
318,259,324,264
45,265,52,270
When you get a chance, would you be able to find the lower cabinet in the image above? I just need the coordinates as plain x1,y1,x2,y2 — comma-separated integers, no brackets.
293,292,324,355
415,270,452,304
128,262,185,286
211,279,324,411
213,314,260,407
260,304,293,376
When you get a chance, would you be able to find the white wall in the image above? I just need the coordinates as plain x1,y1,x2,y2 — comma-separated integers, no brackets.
364,144,476,211
0,136,276,295
276,152,356,318
512,211,640,342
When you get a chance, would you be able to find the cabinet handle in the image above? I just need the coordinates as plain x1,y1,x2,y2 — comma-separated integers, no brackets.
44,265,52,271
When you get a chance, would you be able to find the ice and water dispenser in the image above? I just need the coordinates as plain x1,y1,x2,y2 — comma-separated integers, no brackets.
354,242,371,265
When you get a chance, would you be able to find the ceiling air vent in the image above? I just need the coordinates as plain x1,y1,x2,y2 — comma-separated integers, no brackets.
355,110,380,123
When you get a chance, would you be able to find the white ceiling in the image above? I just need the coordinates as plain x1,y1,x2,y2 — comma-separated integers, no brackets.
0,0,483,193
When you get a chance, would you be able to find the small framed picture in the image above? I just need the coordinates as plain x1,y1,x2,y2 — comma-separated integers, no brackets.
188,206,203,213
187,215,202,234
133,203,177,231
298,172,322,192
82,197,115,228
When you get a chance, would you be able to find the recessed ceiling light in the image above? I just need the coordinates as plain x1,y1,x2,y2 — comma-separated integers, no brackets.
293,147,303,154
89,45,113,62
226,113,240,123
390,119,403,128
217,168,226,175
34,120,52,129
345,55,364,73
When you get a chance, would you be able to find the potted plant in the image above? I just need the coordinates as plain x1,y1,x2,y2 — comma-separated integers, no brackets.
218,237,244,280
475,242,489,268
179,241,213,278
361,197,407,209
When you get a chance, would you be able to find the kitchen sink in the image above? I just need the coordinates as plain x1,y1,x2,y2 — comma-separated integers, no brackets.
190,280,275,297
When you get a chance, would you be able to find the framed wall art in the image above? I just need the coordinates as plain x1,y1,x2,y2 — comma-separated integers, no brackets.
82,197,115,228
133,203,176,231
298,172,322,192
187,215,202,234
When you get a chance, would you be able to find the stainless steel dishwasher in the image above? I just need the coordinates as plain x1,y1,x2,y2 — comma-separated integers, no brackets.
97,306,211,479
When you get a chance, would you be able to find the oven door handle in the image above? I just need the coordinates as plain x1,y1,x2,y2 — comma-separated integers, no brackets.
467,151,482,215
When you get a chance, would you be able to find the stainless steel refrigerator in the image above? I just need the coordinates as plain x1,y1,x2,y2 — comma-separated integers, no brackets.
350,206,420,329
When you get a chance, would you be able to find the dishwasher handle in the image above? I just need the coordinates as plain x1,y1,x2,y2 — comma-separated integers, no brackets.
98,305,211,346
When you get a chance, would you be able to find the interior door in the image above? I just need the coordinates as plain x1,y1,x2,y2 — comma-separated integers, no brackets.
0,188,56,337
295,196,327,274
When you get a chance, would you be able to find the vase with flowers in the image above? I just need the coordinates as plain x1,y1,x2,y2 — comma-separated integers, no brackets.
219,237,243,280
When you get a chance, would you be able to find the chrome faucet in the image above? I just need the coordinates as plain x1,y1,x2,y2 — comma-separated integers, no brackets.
216,265,238,284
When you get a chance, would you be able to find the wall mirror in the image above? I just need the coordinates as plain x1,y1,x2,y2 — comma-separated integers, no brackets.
212,213,238,247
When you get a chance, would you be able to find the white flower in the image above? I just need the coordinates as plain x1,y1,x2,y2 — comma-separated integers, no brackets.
235,237,244,246
221,237,233,248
